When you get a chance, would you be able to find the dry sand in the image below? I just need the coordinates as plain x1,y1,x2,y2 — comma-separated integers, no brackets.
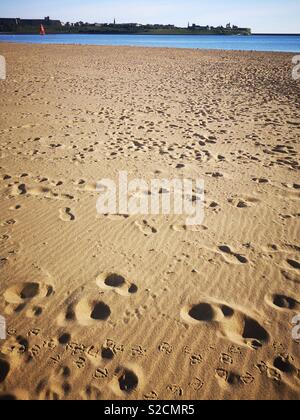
0,43,299,400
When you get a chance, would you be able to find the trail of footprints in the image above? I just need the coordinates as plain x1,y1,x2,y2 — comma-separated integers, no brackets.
256,355,300,390
1,320,299,400
1,172,75,202
2,324,299,400
58,273,138,327
181,298,269,350
0,329,144,400
1,270,299,398
3,281,54,318
262,243,300,280
1,172,79,225
218,245,249,264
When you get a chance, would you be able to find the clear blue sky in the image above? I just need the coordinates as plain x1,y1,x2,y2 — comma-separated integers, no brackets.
0,0,300,33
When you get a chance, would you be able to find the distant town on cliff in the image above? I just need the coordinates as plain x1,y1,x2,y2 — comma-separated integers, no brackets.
0,16,251,35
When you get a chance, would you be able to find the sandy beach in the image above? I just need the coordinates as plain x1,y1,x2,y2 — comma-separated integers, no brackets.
0,43,299,400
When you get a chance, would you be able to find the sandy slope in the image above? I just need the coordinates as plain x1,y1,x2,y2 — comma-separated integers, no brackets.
0,43,299,400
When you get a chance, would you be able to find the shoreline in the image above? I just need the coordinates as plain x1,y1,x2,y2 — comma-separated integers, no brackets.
1,32,300,36
0,40,298,55
1,33,299,54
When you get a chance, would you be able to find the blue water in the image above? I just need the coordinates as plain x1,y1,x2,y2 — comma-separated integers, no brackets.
0,34,300,52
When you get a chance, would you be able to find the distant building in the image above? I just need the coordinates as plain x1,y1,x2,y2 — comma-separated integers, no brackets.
0,16,61,29
0,18,20,25
190,24,210,30
118,23,138,27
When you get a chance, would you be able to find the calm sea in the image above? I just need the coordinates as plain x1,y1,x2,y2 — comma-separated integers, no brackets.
0,34,299,52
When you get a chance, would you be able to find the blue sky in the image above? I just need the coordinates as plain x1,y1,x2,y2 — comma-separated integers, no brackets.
0,0,300,33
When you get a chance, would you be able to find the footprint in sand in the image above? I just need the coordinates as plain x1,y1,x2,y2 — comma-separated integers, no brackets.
2,219,17,227
0,390,29,401
171,224,208,232
252,177,270,184
101,346,115,361
59,207,75,222
272,355,300,388
15,184,27,195
181,297,269,349
12,184,55,198
35,374,70,400
58,333,72,345
228,196,260,209
96,273,138,296
81,385,102,401
265,293,300,312
9,204,22,211
257,356,300,389
135,220,157,236
4,282,54,305
3,282,54,316
286,259,300,271
110,365,143,397
215,369,254,387
75,181,97,192
25,306,44,318
215,369,240,387
0,358,10,384
273,356,298,375
218,245,248,264
60,298,111,326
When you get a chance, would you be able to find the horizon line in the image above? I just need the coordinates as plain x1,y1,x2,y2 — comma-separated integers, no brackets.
1,16,299,34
